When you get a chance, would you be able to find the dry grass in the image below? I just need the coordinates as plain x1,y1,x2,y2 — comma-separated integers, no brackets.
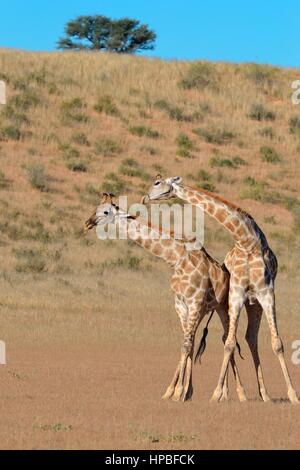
0,49,300,449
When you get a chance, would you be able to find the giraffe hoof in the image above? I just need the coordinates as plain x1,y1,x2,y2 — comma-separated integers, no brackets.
237,388,247,402
210,389,223,403
260,392,271,403
220,393,228,402
162,388,174,400
288,389,300,405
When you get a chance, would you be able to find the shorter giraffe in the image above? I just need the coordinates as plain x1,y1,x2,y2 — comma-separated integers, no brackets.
85,193,246,402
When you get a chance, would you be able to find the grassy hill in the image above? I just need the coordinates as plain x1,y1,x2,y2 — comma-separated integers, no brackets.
0,50,300,449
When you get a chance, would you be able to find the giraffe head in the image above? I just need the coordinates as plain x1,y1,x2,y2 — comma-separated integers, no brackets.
141,174,182,204
84,193,130,231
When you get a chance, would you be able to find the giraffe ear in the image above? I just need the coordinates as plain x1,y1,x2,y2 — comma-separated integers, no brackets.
100,192,110,203
155,173,162,180
173,176,182,184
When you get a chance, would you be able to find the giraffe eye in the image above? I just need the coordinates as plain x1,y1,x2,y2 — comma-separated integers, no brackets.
104,211,109,215
154,181,160,186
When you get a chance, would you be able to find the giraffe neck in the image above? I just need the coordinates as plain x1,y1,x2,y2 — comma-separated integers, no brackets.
125,217,185,266
173,184,260,249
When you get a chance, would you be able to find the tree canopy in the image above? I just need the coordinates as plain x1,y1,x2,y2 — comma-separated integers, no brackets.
57,15,156,53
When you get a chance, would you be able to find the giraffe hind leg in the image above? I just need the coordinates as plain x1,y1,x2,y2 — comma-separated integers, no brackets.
245,299,270,402
257,291,299,405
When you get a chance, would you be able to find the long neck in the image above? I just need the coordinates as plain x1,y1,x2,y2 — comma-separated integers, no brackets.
125,217,185,267
173,183,260,249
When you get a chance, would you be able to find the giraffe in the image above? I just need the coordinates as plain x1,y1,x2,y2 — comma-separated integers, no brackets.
84,193,247,402
143,175,299,404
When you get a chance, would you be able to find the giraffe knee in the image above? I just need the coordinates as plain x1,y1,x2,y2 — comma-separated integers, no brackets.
182,337,193,355
224,338,236,355
272,336,284,355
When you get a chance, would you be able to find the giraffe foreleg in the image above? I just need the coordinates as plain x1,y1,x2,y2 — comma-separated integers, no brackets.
211,291,245,403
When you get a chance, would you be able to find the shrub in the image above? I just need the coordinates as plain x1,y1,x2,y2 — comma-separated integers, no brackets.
259,127,274,139
0,125,21,141
66,161,88,172
176,148,192,158
2,105,30,125
129,125,160,139
244,63,278,87
154,100,190,122
61,98,88,123
26,163,50,192
94,138,122,157
0,170,9,189
14,248,46,273
118,159,150,180
94,95,120,117
141,145,160,156
188,169,215,191
289,116,300,137
179,62,217,90
10,91,40,110
248,104,275,121
260,146,282,163
209,153,245,168
193,127,235,145
176,133,193,150
102,173,129,195
240,177,267,201
71,132,90,146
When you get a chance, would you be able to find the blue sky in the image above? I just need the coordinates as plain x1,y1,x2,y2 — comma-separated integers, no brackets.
0,0,298,66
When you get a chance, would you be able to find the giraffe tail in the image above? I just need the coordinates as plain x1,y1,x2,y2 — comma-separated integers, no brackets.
194,311,214,364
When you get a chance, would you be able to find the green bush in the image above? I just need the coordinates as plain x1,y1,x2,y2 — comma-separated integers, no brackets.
179,62,217,90
14,248,46,273
248,104,275,121
61,98,88,123
118,159,150,180
176,148,192,158
129,125,160,139
259,127,274,139
244,63,278,87
260,146,282,163
94,95,120,117
2,105,30,125
71,132,90,146
94,138,122,157
176,133,193,150
193,127,235,145
66,161,88,172
26,163,50,192
0,125,21,141
102,173,130,195
0,170,9,189
289,116,300,137
10,91,40,110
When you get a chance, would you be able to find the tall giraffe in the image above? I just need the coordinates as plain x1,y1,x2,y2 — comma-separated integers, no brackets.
143,176,299,404
85,193,246,402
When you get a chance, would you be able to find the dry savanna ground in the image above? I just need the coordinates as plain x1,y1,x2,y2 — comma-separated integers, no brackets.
0,49,300,449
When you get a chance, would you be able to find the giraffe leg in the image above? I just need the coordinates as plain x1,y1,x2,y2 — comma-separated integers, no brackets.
162,362,181,400
172,335,194,402
257,290,299,404
245,300,270,402
163,298,199,402
216,305,247,402
211,293,245,403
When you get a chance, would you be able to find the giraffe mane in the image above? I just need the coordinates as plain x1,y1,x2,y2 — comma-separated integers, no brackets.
184,185,254,221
